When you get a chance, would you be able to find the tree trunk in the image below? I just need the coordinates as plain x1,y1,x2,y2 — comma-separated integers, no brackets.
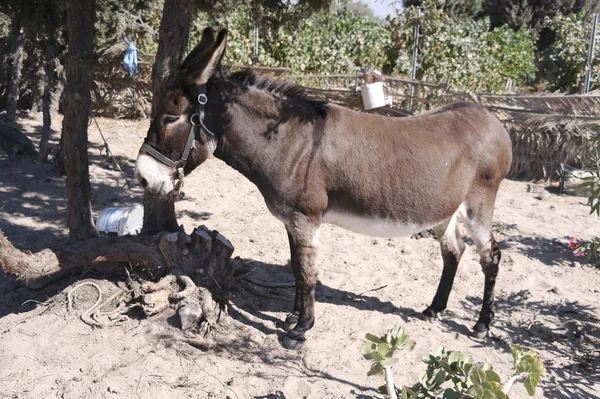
39,35,56,163
142,191,179,234
62,0,98,240
151,0,195,119
6,15,25,123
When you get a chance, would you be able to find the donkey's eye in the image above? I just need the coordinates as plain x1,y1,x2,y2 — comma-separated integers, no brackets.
163,115,180,126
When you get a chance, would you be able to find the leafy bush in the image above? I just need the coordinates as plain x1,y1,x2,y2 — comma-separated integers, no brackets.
363,327,546,399
190,4,390,74
540,12,599,93
386,0,537,92
569,135,600,260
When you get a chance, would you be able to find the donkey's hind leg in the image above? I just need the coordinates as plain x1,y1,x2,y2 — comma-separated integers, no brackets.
463,198,501,338
282,217,321,350
423,212,465,319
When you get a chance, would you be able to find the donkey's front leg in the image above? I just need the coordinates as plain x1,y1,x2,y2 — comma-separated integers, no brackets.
282,221,320,350
283,230,300,331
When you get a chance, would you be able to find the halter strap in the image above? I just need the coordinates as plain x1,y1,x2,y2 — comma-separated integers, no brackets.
140,84,214,194
141,85,214,169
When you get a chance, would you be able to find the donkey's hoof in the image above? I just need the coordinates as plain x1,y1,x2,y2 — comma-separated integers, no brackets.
282,320,297,332
282,314,298,331
472,323,489,339
420,309,441,321
282,335,305,350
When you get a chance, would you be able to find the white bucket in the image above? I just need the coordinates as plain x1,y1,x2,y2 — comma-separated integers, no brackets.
96,206,144,236
361,82,386,110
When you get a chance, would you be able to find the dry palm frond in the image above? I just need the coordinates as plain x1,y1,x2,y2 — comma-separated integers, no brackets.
477,91,600,117
498,111,600,131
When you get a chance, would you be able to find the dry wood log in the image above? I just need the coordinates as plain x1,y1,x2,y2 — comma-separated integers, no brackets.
0,225,234,285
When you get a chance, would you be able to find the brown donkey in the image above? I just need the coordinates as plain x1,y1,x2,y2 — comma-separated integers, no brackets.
135,28,512,349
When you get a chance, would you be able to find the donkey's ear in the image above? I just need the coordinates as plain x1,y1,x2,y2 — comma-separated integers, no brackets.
184,29,227,87
181,27,216,70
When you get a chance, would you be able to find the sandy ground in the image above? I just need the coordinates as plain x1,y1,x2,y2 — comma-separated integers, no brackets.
0,112,599,399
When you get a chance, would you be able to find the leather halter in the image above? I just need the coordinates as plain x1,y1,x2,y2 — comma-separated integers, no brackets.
140,84,215,193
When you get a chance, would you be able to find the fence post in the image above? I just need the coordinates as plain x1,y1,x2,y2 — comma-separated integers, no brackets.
408,8,420,112
584,14,598,94
253,24,259,66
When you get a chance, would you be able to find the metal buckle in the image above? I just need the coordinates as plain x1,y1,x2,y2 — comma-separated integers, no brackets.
197,93,208,105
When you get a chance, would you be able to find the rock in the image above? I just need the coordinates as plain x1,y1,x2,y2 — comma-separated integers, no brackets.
549,286,561,295
177,300,203,331
571,261,581,268
537,190,551,201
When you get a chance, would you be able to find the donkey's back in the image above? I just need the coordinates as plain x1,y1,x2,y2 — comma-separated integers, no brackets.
316,101,512,236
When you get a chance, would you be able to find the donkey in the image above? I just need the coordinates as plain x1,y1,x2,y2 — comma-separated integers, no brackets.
135,28,512,349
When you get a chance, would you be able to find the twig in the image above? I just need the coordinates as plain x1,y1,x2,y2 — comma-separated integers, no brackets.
202,369,240,399
356,285,388,297
244,286,291,301
242,278,295,289
206,270,223,290
136,361,147,395
94,289,131,316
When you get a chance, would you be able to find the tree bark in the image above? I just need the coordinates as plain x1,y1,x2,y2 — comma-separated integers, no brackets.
6,15,25,123
151,0,195,119
38,34,56,163
142,191,179,234
62,0,98,240
0,226,235,285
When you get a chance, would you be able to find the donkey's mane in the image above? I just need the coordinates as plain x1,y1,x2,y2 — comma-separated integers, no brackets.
226,69,309,101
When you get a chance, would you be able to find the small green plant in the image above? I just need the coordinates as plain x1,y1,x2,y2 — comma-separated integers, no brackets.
568,135,600,261
363,328,546,399
362,326,417,399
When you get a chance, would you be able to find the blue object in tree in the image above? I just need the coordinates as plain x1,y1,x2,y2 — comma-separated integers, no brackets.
122,42,139,76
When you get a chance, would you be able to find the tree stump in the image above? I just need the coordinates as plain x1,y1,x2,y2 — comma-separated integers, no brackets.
0,225,239,326
0,122,37,161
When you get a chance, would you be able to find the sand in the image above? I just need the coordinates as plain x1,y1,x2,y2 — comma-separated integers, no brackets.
0,112,598,399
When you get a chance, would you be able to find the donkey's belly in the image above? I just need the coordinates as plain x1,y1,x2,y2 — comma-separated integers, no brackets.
322,210,432,238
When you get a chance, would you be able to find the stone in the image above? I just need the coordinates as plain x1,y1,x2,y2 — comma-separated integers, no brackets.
177,300,203,331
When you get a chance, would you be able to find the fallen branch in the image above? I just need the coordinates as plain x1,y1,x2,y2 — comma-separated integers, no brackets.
0,225,234,285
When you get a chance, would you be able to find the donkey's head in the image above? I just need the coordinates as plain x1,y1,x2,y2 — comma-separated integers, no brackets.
135,28,228,197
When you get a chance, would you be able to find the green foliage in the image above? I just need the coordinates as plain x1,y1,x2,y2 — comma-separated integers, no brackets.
510,344,546,396
362,325,416,378
569,134,600,261
540,12,598,93
273,7,390,73
95,0,163,53
191,2,390,73
0,12,10,37
387,1,536,91
401,347,508,399
482,0,597,30
403,0,484,21
363,328,546,399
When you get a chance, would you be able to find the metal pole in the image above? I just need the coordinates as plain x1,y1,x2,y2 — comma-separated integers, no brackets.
584,14,598,94
408,8,420,112
253,24,259,66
